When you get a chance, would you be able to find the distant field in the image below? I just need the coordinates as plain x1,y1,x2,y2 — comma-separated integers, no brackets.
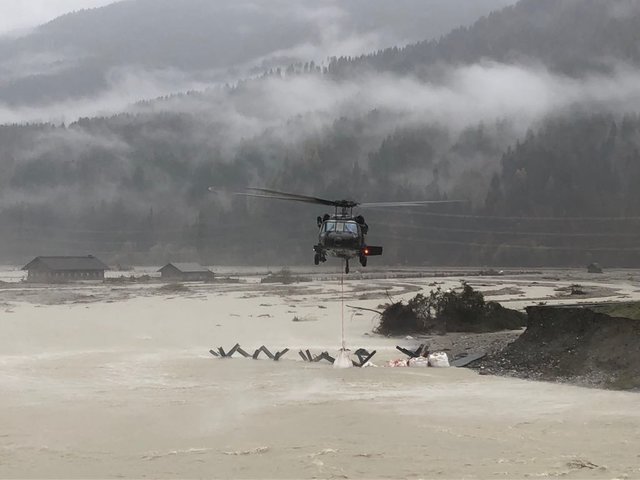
592,302,640,320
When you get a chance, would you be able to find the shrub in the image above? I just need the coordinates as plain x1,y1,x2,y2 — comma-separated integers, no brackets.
375,282,525,335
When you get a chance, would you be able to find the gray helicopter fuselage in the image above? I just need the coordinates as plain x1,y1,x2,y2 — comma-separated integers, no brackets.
210,186,456,274
317,217,364,260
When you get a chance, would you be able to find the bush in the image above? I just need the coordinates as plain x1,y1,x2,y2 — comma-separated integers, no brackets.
587,263,603,273
570,284,585,295
375,282,526,335
377,301,421,335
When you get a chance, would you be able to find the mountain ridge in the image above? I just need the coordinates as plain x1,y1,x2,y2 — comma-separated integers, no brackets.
0,0,515,109
327,0,640,77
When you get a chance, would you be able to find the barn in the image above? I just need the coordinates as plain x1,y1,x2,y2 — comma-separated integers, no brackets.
22,255,109,282
158,263,215,282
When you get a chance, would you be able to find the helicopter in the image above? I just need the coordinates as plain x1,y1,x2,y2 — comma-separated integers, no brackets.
218,187,463,274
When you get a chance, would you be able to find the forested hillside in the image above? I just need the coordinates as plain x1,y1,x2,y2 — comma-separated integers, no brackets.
0,0,513,112
327,0,640,77
2,0,640,267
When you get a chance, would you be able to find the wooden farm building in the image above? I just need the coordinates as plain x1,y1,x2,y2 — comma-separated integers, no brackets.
158,263,215,282
22,255,109,282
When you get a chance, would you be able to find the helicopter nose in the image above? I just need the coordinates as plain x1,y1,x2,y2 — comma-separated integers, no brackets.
326,233,358,249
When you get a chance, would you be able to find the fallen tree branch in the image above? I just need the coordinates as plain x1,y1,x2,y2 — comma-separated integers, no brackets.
346,305,383,315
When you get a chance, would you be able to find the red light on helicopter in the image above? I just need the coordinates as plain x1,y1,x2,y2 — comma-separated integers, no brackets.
362,246,383,256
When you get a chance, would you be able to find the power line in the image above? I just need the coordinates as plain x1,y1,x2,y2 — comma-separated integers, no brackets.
367,206,640,222
0,232,314,247
373,232,640,252
7,221,253,235
369,221,640,238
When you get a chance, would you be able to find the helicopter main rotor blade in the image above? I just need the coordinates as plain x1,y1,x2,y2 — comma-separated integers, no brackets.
234,191,337,206
244,188,342,207
359,200,467,208
212,186,464,209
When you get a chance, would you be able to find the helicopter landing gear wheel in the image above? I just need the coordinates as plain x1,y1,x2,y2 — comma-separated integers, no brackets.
345,260,350,274
314,253,320,265
359,255,367,267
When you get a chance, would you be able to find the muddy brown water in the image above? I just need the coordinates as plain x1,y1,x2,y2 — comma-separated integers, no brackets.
2,269,640,478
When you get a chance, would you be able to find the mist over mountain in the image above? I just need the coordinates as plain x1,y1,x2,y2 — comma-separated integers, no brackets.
0,0,514,120
3,0,640,267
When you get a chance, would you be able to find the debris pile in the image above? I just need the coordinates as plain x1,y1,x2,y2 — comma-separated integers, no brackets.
386,354,449,368
106,274,152,284
158,283,189,293
386,344,451,368
375,282,525,335
260,268,311,284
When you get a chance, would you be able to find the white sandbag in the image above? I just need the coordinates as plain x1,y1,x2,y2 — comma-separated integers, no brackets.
428,352,450,368
408,357,429,368
333,349,353,369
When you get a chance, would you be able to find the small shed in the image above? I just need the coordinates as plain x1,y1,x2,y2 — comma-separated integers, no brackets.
158,263,215,282
22,255,109,282
587,262,603,274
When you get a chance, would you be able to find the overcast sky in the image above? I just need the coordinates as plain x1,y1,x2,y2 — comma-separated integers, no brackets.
0,0,115,34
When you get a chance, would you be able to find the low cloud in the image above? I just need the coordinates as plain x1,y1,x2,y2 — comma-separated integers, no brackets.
0,66,212,124
135,61,640,143
0,0,517,122
4,59,640,161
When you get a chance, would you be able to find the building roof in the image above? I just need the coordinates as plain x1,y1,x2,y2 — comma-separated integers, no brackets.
159,262,212,274
22,256,109,272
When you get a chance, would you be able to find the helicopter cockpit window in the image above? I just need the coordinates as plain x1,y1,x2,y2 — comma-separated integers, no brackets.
323,222,337,232
324,221,358,234
344,222,359,234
